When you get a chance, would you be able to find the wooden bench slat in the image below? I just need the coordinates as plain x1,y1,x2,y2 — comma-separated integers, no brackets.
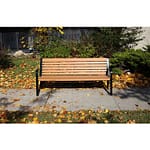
42,68,106,70
42,69,107,72
42,63,107,65
42,73,106,76
42,72,107,75
39,75,110,81
42,62,107,65
42,58,108,62
42,66,106,69
42,64,107,67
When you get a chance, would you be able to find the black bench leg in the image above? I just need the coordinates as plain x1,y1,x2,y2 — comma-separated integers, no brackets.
36,69,39,96
107,80,109,89
110,73,113,95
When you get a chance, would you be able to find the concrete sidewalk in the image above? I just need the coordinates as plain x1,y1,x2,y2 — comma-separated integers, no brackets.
0,87,150,111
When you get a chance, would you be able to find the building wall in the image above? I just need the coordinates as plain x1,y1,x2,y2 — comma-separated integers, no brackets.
0,27,31,50
134,27,150,49
2,32,18,49
54,27,91,41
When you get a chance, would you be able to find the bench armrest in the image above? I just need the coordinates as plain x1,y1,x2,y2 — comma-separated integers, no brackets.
35,58,42,76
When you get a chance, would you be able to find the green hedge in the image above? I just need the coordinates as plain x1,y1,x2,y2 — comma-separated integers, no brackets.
39,39,96,58
110,49,150,77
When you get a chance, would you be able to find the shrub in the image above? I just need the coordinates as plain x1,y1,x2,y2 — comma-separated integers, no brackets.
0,49,13,69
38,38,96,58
75,43,96,58
91,27,143,57
110,49,150,77
111,68,123,75
41,47,71,58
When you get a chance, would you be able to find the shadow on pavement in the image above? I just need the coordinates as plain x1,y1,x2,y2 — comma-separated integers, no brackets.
32,89,55,105
0,97,15,107
113,87,150,103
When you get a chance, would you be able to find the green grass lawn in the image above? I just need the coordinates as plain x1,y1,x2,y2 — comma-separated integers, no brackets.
0,110,150,123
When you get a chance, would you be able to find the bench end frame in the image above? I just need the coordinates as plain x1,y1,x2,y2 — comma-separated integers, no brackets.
36,69,39,96
36,58,42,96
110,71,113,95
106,58,113,95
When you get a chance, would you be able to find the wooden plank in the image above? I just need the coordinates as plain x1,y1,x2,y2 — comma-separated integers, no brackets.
42,70,106,73
42,64,107,68
43,61,106,65
42,65,107,70
42,58,108,62
39,75,110,81
42,68,106,71
42,63,107,65
42,72,106,76
42,66,107,70
42,68,107,71
42,62,107,65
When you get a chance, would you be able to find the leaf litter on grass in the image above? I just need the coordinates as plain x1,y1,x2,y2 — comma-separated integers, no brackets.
0,109,150,123
0,57,39,89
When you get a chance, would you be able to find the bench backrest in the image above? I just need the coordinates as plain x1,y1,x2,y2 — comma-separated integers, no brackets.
40,58,110,76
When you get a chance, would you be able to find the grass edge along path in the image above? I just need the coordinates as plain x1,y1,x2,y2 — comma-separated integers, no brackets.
0,109,150,124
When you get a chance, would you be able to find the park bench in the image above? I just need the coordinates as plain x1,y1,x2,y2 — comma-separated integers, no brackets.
35,58,113,96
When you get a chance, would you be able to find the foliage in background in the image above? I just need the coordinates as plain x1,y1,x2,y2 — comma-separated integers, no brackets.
19,32,29,49
40,38,71,58
0,49,13,69
32,27,144,58
91,27,143,57
111,67,123,75
110,49,150,77
74,33,96,57
32,27,64,51
33,27,96,58
39,38,96,58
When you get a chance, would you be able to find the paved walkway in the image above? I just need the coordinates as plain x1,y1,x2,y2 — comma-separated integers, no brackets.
0,87,150,111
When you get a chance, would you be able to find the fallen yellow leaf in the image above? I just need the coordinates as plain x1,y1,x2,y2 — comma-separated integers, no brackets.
104,109,109,113
32,117,39,124
104,120,109,123
13,98,20,102
88,120,97,124
57,118,62,123
127,120,136,124
21,118,26,122
0,89,7,94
